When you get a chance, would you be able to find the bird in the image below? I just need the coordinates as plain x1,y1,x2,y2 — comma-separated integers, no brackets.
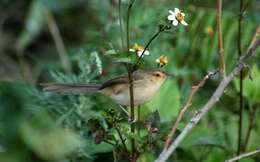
41,68,172,111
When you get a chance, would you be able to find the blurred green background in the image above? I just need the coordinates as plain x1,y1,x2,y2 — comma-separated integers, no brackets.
0,0,260,161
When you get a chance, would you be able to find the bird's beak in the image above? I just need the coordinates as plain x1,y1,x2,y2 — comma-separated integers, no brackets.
166,73,175,78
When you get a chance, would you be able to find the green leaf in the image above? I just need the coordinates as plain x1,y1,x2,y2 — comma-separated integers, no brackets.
204,148,226,162
188,136,225,148
145,80,180,122
180,126,222,149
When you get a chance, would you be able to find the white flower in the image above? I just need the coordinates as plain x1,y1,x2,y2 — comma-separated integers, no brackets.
168,8,188,26
129,43,150,57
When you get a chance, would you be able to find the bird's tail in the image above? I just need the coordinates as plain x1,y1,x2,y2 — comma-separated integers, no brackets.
40,83,102,94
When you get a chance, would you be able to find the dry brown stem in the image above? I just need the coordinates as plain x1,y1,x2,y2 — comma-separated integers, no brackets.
249,24,260,48
217,0,226,77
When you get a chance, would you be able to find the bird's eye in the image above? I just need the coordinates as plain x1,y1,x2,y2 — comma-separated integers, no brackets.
156,73,161,77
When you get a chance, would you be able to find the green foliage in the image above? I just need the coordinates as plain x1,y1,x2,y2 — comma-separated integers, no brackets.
20,115,82,161
0,81,82,162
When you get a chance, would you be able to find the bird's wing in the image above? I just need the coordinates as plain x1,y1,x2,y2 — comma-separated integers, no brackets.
100,75,129,90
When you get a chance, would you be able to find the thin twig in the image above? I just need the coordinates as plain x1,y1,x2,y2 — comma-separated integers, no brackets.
225,148,260,162
134,26,165,71
44,7,71,74
128,72,136,161
155,39,260,162
237,0,244,155
217,0,226,77
243,104,258,152
118,0,126,51
163,69,219,152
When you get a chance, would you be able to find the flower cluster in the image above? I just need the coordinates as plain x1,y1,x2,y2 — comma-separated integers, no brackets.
129,8,187,67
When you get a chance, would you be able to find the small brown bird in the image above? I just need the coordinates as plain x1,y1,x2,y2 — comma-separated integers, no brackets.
41,68,172,106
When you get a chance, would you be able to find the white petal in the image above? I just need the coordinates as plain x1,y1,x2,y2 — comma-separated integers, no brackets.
168,15,176,21
181,12,185,16
174,8,180,14
181,20,188,26
129,49,135,52
172,20,179,26
144,50,149,55
156,59,160,63
169,10,175,15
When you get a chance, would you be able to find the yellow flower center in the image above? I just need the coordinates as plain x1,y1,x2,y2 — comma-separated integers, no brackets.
159,57,167,65
176,13,184,21
133,45,143,51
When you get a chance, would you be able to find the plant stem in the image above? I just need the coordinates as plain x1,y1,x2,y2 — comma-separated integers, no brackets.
134,26,165,71
129,73,135,162
217,0,226,78
126,1,136,161
237,0,244,155
249,24,260,48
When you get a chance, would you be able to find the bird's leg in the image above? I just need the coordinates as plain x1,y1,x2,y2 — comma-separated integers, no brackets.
118,105,136,123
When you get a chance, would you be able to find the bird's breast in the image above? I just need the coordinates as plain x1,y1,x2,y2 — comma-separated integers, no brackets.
101,79,163,106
